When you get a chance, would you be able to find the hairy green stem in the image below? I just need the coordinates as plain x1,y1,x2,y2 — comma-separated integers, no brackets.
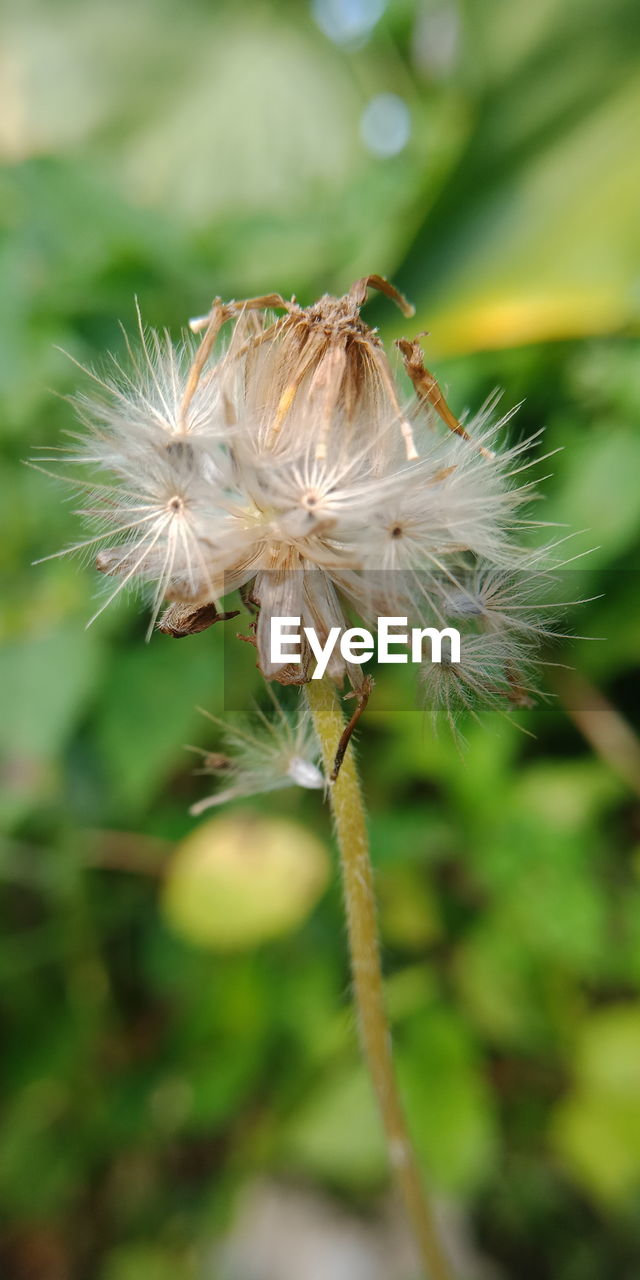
305,677,452,1280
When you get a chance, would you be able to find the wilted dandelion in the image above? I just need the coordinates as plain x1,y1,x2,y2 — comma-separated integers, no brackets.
36,274,567,1280
36,275,554,716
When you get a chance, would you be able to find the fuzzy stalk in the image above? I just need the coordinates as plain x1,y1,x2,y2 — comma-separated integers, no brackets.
305,676,452,1280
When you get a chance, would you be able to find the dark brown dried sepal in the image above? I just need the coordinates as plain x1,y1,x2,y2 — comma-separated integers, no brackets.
158,601,240,637
397,336,495,459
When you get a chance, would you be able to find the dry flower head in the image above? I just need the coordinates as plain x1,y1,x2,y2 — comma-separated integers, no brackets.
34,273,563,761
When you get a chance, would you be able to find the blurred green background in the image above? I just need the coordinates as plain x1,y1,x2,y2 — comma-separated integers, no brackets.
3,1,640,1277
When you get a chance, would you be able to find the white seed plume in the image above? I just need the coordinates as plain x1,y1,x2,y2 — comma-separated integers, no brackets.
36,275,560,725
189,697,324,814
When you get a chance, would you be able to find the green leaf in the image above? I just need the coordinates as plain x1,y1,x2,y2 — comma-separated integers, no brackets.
544,424,640,568
550,1006,640,1203
454,920,561,1049
395,2,640,353
573,1006,640,1100
0,624,103,821
552,1092,640,1204
282,1063,387,1189
397,1008,498,1192
95,630,225,811
100,1244,192,1280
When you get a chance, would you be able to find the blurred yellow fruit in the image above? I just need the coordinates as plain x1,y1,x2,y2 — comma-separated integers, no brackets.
162,812,330,950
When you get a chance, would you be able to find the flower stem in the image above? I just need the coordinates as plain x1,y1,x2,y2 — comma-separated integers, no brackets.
305,677,452,1280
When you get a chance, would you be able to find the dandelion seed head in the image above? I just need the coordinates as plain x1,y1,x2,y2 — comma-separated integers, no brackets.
38,275,563,719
